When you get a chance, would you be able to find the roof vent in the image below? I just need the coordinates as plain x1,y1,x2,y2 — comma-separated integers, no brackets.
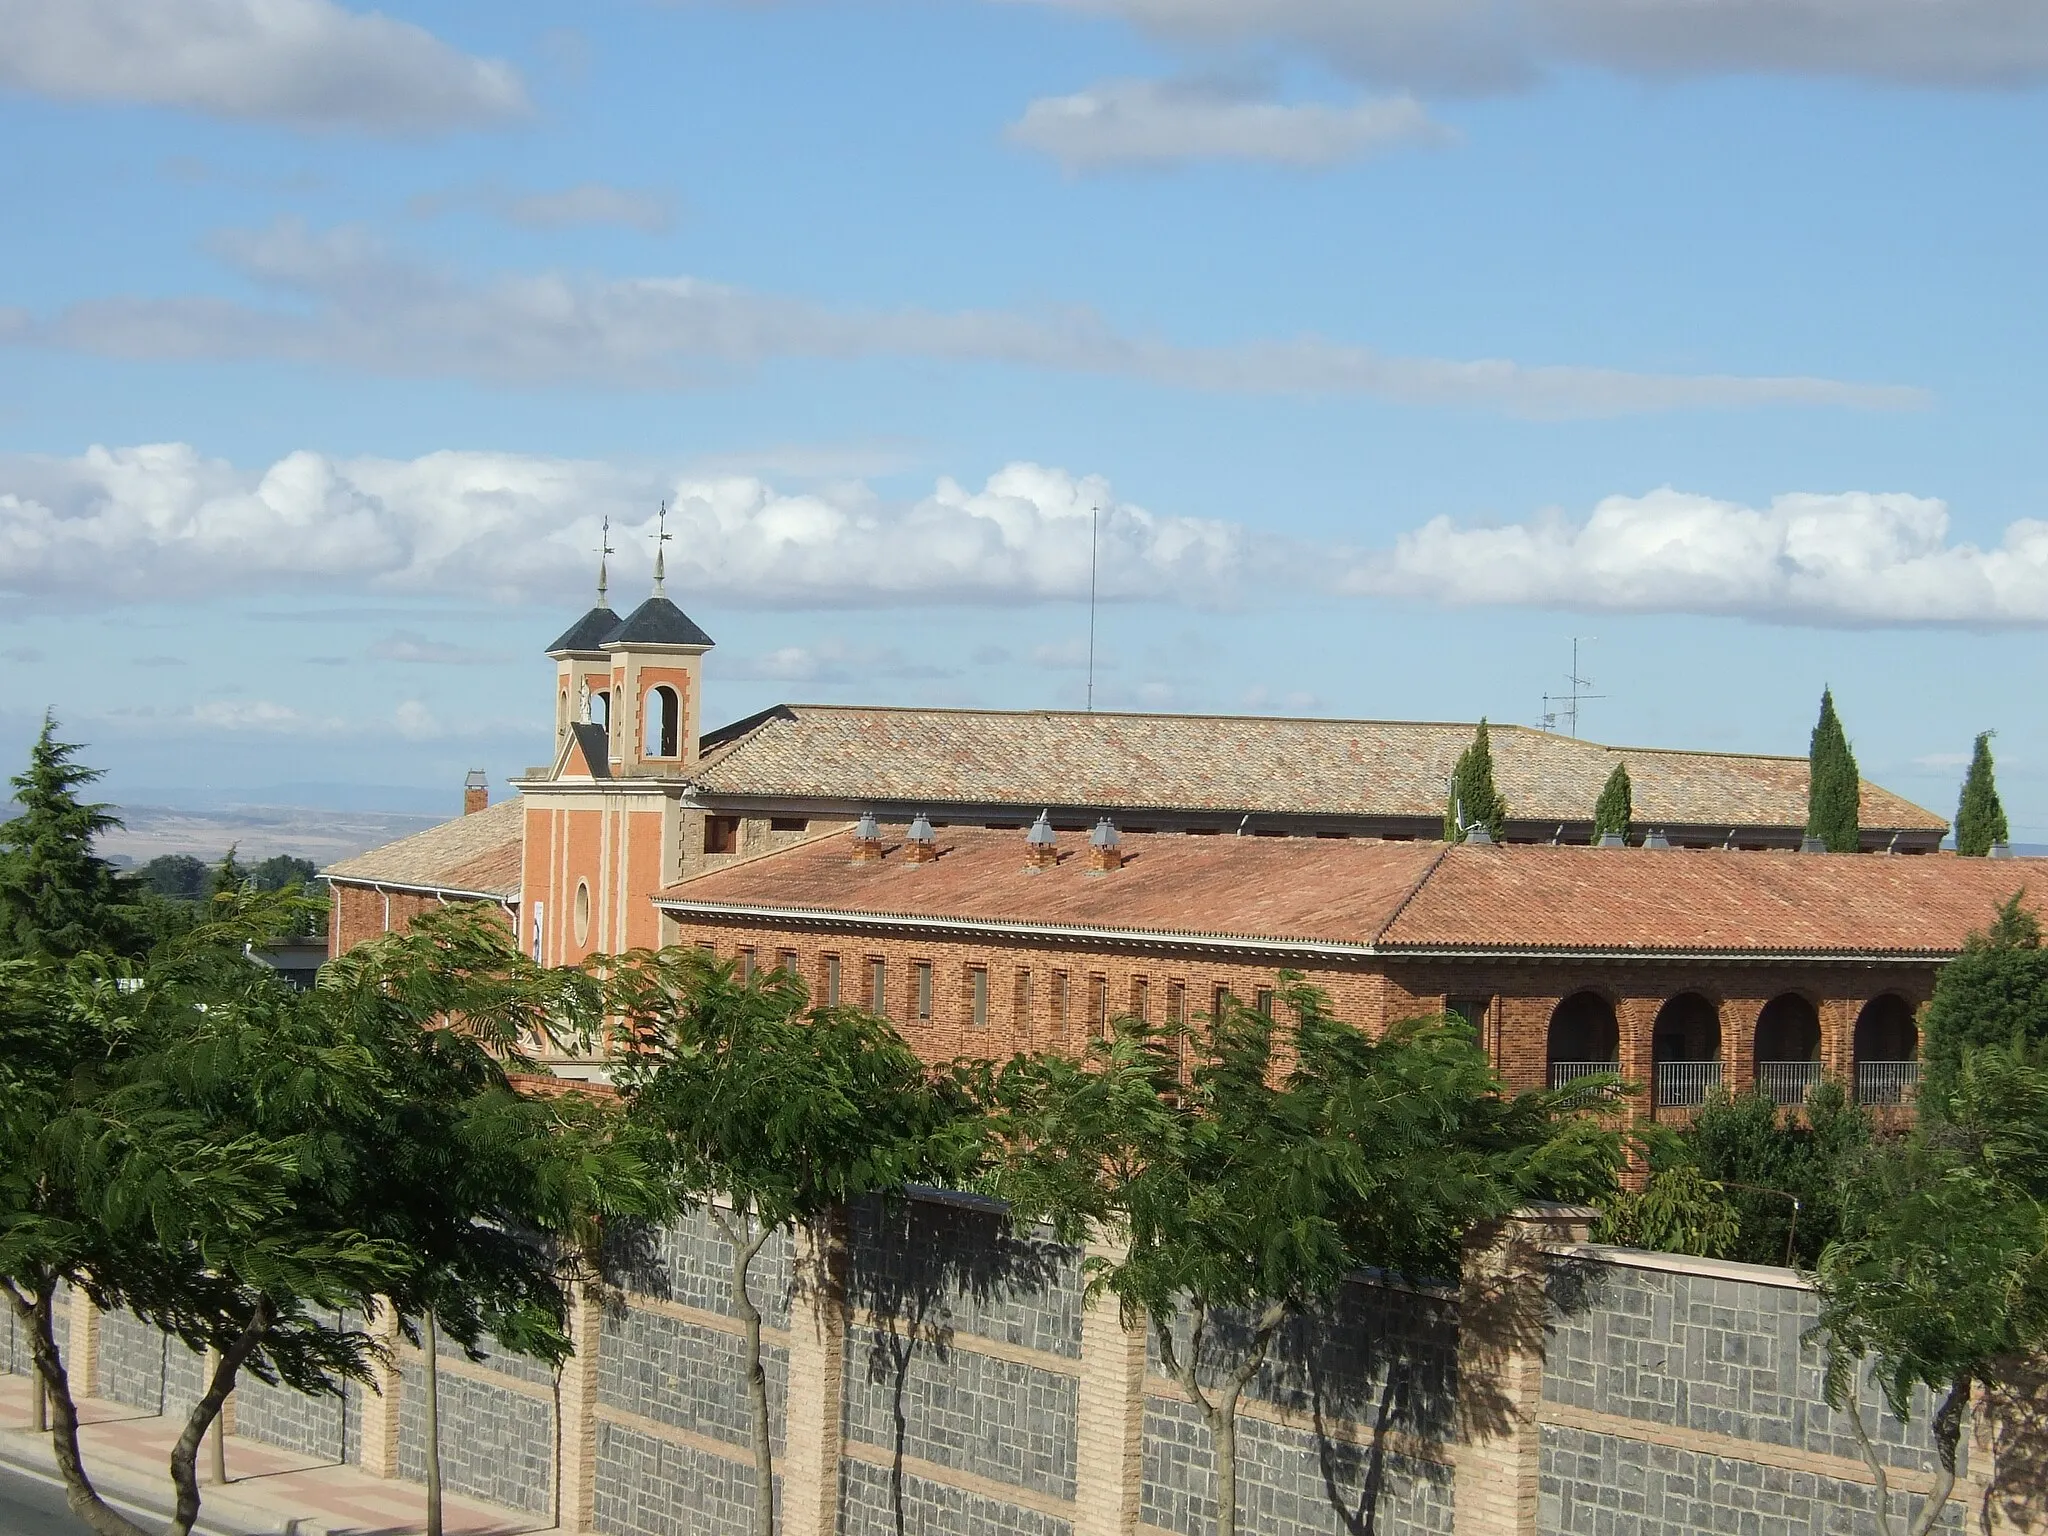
905,813,938,866
851,810,884,865
1088,816,1123,874
464,769,489,816
1799,833,1827,854
1597,830,1625,848
1642,829,1671,850
1990,840,2014,860
1464,824,1494,846
1024,810,1058,873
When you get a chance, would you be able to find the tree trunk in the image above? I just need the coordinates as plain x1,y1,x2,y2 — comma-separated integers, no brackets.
1209,1404,1240,1536
32,1367,48,1432
715,1206,777,1536
424,1309,443,1536
202,1349,227,1485
1155,1297,1285,1536
165,1299,271,1536
1,1279,150,1536
1841,1371,1971,1536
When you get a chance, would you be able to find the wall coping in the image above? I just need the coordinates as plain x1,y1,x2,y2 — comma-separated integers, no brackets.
1547,1241,1815,1292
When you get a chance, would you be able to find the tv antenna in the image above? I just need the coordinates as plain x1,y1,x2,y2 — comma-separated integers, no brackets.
1085,502,1100,713
1541,636,1604,737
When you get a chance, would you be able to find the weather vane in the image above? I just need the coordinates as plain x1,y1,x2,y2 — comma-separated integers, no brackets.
595,515,614,604
651,501,672,596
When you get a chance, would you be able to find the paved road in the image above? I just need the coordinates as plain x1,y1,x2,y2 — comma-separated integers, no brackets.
0,1459,260,1536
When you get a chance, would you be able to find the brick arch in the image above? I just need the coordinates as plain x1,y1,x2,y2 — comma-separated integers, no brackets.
1754,992,1822,1064
1547,991,1619,1088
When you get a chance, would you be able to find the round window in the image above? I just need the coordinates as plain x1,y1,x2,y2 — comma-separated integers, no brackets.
574,879,592,945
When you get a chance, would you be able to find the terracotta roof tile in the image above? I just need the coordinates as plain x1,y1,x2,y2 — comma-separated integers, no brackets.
323,798,524,898
688,706,1942,832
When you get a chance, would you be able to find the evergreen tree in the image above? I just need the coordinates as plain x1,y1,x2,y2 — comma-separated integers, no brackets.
1954,732,2009,857
1917,893,2048,1116
252,854,318,892
209,844,250,900
0,716,140,961
1591,760,1632,843
1444,718,1509,843
1806,688,1862,853
138,853,210,900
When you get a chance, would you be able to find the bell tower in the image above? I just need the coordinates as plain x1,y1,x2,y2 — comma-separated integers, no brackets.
546,516,619,772
603,504,714,777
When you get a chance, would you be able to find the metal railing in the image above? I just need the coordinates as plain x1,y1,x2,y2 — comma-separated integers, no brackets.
1756,1061,1822,1106
1655,1060,1722,1109
1549,1060,1620,1091
1856,1060,1920,1106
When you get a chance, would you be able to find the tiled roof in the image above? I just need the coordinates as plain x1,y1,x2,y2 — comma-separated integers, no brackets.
323,797,524,898
688,707,1943,832
547,603,619,655
606,595,714,648
658,825,2040,957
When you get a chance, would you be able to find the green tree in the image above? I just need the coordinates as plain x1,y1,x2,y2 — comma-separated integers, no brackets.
0,717,141,961
1955,732,2010,857
607,948,977,1536
137,854,210,900
1918,893,2048,1116
1445,719,1509,844
1595,1165,1740,1258
251,854,318,892
1806,688,1862,853
1591,760,1632,844
990,981,1620,1536
209,845,249,899
1812,1049,2048,1536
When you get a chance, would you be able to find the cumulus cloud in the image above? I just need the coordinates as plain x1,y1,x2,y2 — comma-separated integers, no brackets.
368,631,504,665
0,0,527,133
714,640,956,684
5,220,1921,419
1008,79,1449,169
0,443,1257,610
411,182,676,233
1345,488,2048,626
1013,0,2048,93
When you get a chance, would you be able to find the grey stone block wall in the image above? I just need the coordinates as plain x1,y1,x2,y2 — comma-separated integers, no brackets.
606,1208,796,1331
234,1371,348,1462
843,1321,1078,1498
849,1195,1082,1358
600,1300,787,1455
593,1416,767,1536
2,1305,23,1375
1543,1259,1946,1475
396,1359,554,1514
1538,1424,1963,1536
839,1454,1071,1536
1142,1393,1454,1536
95,1308,171,1411
435,1324,558,1389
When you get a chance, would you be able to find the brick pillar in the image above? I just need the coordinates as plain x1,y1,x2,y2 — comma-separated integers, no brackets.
66,1287,100,1400
1074,1235,1148,1536
1724,995,1763,1097
1452,1205,1597,1536
782,1212,849,1536
1822,995,1858,1095
557,1280,605,1532
355,1299,404,1478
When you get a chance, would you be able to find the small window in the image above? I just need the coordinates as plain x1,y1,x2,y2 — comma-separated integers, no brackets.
697,940,717,954
1131,977,1149,1021
1052,971,1070,1037
1014,968,1034,1030
1185,827,1219,836
824,954,842,1007
738,947,755,982
1448,996,1491,1032
1212,985,1231,1022
573,879,591,946
705,815,741,855
868,958,887,1015
970,966,988,1028
779,949,800,976
1166,981,1185,1027
1089,976,1109,1039
770,817,808,833
1254,986,1274,1017
915,962,934,1022
645,684,679,758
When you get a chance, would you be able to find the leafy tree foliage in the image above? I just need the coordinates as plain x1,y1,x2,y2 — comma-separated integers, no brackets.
1806,688,1862,852
209,845,249,898
1918,893,2048,1116
989,980,1620,1536
1591,760,1632,843
137,854,210,900
1955,732,2010,857
0,716,141,961
608,949,978,1536
252,854,318,891
1814,1049,2048,1536
1595,1165,1740,1258
1444,719,1509,844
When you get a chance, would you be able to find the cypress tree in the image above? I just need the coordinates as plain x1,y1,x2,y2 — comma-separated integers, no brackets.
1805,688,1861,853
1444,719,1509,843
1591,760,1632,844
0,714,141,960
1954,731,2009,857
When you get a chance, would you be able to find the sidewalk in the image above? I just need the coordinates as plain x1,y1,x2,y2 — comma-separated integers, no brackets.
0,1376,549,1536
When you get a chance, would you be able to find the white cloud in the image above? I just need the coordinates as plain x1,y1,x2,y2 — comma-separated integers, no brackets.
394,700,439,740
1345,487,2048,626
1009,79,1448,169
713,640,955,684
1011,0,2048,92
411,182,676,233
7,220,1922,419
368,631,503,665
0,0,526,133
189,698,325,732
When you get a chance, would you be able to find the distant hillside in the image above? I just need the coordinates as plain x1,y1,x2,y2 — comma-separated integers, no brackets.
99,804,443,870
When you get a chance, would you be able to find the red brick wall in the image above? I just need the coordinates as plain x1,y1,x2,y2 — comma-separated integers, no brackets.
327,882,514,959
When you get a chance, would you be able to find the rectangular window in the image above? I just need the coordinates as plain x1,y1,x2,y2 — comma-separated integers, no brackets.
824,954,842,1007
770,816,808,833
1014,968,1034,1032
1254,986,1274,1017
697,940,716,954
1131,977,1149,1022
1052,971,1070,1037
1166,981,1185,1028
1089,975,1109,1039
970,967,988,1029
778,948,799,976
704,815,741,855
868,957,887,1015
1212,985,1231,1022
1447,996,1491,1032
738,947,755,981
914,962,934,1022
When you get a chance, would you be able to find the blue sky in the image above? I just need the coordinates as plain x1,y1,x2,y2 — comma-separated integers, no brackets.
2,0,2046,834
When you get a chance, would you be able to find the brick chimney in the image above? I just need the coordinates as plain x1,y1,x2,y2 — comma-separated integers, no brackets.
464,769,489,815
904,812,938,866
1024,811,1058,873
850,811,884,865
1087,816,1123,874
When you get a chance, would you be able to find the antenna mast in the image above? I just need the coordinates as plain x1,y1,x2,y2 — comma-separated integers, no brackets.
1085,502,1099,713
1540,636,1604,737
